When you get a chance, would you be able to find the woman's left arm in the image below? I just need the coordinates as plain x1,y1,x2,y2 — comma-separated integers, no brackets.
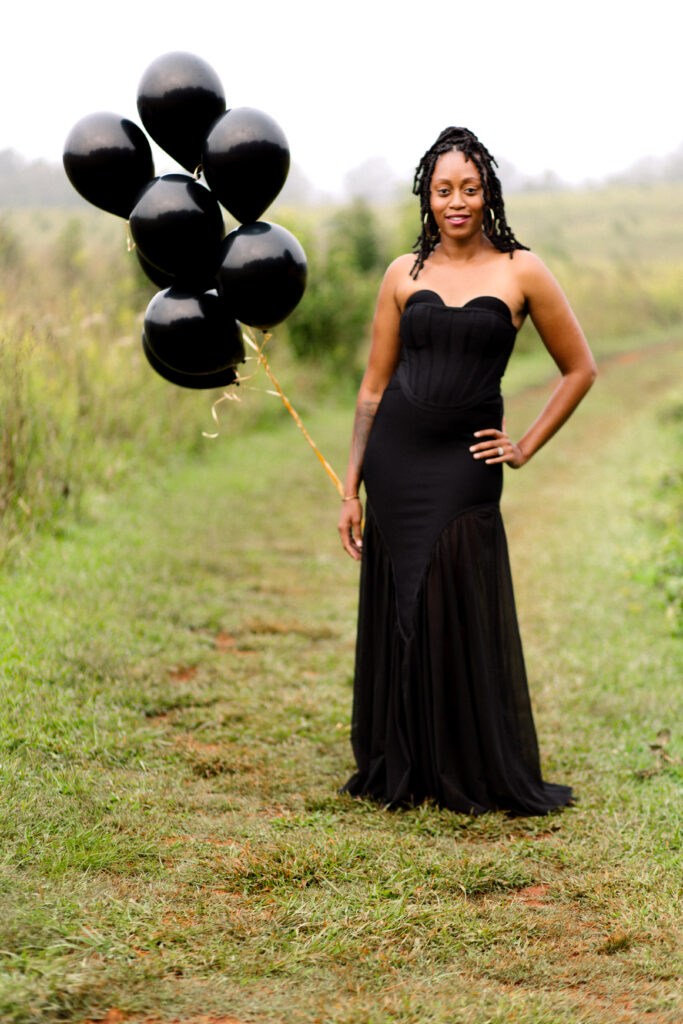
471,252,597,468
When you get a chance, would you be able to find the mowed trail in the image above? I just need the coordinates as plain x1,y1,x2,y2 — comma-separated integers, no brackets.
501,337,680,627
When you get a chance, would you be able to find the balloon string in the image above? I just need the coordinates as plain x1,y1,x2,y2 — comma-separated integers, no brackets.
202,390,242,439
231,356,262,384
201,373,281,438
241,328,345,498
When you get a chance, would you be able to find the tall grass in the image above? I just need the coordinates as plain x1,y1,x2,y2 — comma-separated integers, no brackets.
0,211,295,559
507,184,683,347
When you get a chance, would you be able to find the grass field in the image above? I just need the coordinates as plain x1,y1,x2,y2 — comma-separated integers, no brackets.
0,327,681,1022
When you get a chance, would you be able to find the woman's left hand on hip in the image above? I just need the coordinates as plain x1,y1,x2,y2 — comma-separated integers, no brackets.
469,423,526,468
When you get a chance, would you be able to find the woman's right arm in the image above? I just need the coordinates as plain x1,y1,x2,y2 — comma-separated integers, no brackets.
338,260,406,560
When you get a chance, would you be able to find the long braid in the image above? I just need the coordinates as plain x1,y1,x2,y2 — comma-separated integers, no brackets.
410,127,529,279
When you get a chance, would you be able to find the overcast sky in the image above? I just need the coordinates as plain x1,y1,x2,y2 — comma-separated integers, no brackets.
3,0,680,194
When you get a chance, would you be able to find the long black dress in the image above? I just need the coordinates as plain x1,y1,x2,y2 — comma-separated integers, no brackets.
342,289,572,816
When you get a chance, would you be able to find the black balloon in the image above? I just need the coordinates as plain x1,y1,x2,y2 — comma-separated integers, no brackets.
142,335,238,390
142,287,244,389
130,174,224,288
202,107,290,223
137,52,226,173
136,249,177,290
63,112,154,218
217,222,307,328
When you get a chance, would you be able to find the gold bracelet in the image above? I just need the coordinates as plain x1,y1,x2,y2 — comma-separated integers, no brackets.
342,495,360,502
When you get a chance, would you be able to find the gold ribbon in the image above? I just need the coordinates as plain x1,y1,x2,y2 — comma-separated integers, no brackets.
202,390,242,439
204,327,344,498
242,328,344,497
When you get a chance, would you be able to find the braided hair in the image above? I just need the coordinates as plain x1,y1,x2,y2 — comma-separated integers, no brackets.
410,127,528,278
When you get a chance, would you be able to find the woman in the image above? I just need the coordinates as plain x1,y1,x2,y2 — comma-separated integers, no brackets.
337,127,597,816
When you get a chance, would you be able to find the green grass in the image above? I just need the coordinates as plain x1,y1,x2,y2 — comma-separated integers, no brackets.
0,335,681,1022
507,183,683,343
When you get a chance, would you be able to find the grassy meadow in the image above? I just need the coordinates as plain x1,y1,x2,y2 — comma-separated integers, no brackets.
0,184,681,1023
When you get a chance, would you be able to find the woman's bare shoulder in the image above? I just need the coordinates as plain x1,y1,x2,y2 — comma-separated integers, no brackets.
384,253,415,279
378,254,416,307
509,248,554,284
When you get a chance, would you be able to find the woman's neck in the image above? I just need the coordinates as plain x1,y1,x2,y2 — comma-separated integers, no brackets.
433,233,492,264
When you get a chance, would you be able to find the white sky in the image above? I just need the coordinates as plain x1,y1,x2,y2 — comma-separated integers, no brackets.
2,0,681,194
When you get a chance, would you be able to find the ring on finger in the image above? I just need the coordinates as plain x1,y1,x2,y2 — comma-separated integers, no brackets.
498,445,504,456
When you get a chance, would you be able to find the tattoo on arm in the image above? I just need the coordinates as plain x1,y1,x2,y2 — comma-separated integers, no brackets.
351,399,379,471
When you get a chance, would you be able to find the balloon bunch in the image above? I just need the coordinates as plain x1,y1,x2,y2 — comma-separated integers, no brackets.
63,51,308,392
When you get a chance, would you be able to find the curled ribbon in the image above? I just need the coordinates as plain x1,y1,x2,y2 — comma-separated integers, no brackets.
202,390,242,439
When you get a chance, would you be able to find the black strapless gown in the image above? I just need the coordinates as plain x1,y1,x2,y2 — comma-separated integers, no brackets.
342,290,572,816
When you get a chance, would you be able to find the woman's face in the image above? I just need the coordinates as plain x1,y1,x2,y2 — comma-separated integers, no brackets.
429,149,485,240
